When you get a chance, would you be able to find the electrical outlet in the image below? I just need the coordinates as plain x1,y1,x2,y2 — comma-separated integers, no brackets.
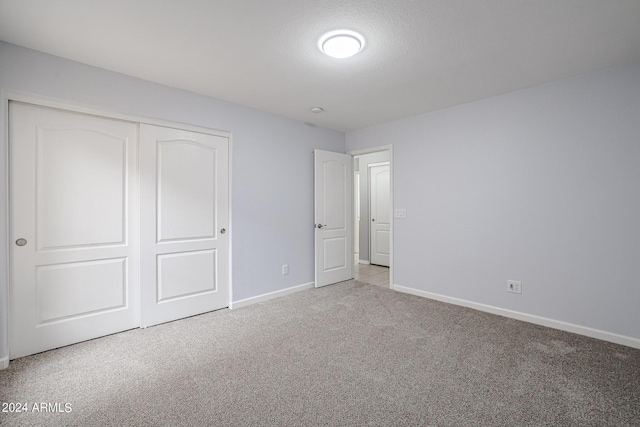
507,280,522,294
282,264,289,275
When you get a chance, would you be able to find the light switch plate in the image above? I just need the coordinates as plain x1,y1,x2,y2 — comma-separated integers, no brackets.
395,209,407,218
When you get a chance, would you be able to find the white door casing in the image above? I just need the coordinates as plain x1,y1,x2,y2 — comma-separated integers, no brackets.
314,149,353,287
9,102,140,359
370,163,390,267
140,124,230,327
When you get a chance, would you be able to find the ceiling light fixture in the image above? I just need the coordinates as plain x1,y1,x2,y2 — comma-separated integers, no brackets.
319,30,365,59
311,107,324,113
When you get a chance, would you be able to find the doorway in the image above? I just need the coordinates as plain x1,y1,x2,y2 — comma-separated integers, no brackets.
350,146,393,288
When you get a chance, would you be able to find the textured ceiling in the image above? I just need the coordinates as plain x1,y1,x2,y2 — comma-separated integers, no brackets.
1,0,639,132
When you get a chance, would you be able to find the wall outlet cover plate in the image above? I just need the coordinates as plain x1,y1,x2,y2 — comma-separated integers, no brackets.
507,280,522,294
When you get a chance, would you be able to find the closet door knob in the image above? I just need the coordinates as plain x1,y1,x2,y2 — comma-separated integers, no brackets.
16,238,27,246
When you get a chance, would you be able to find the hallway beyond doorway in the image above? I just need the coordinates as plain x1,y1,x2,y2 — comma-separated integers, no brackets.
354,264,389,287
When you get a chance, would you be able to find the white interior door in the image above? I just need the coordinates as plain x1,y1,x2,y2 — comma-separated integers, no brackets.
370,163,390,266
354,172,360,264
9,102,140,359
314,149,353,287
140,124,229,327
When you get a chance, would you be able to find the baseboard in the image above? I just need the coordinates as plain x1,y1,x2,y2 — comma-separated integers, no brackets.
391,284,640,350
0,356,8,370
359,260,370,265
230,282,315,309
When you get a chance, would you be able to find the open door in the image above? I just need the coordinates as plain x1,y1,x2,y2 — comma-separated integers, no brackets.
314,149,353,287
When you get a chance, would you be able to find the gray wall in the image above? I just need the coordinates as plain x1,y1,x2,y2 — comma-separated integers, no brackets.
0,42,345,361
355,151,390,262
347,61,640,342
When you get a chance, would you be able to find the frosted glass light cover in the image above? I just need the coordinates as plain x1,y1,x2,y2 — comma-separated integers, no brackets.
319,30,365,58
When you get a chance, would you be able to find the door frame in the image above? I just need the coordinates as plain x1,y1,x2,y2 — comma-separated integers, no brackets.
0,92,234,368
348,145,393,288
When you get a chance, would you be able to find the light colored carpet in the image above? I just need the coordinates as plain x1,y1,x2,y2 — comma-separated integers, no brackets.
1,280,639,426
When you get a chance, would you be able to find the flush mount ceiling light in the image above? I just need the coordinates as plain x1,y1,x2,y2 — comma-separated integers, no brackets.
318,30,365,59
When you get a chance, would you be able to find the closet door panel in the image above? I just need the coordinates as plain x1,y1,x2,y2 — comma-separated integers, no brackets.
9,102,140,359
140,124,229,327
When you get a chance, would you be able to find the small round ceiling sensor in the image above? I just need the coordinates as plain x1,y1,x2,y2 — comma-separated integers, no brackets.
319,30,365,58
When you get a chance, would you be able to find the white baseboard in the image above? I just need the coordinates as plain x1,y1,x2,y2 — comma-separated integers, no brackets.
230,282,315,309
359,260,370,265
391,284,640,350
0,356,9,370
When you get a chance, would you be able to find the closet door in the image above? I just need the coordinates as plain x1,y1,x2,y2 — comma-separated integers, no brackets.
369,163,390,267
9,102,140,359
140,124,229,327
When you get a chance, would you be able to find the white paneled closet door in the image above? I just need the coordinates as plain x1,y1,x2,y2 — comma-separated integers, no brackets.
139,124,229,327
369,163,390,267
9,102,231,359
9,102,140,359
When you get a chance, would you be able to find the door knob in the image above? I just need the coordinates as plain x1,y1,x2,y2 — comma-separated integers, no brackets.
220,228,226,234
316,224,327,229
372,218,375,222
16,238,27,246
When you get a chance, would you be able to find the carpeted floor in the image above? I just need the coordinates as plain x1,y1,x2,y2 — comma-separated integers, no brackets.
1,280,639,426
